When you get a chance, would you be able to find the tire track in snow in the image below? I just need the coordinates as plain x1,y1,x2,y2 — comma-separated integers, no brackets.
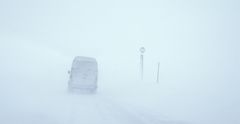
97,95,188,124
95,96,146,124
66,94,146,124
66,94,187,124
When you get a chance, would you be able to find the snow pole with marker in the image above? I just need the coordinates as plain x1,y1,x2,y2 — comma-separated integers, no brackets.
140,47,145,80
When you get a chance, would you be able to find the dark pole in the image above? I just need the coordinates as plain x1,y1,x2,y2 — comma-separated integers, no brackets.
157,62,160,83
140,54,143,80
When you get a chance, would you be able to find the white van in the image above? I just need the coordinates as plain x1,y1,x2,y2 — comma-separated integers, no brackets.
68,56,98,93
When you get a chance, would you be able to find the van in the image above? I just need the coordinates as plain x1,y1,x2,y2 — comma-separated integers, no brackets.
68,56,98,93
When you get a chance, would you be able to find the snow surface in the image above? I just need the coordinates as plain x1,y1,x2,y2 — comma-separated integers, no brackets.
0,0,240,124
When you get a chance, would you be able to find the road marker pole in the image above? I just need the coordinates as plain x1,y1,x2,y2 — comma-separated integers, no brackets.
140,47,145,80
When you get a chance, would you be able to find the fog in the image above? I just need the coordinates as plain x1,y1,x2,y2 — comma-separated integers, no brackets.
0,0,240,124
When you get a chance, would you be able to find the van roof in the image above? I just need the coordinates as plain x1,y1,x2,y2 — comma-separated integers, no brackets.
73,56,96,62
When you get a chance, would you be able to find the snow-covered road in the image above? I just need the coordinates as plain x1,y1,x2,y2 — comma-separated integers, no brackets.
0,84,185,124
56,93,184,124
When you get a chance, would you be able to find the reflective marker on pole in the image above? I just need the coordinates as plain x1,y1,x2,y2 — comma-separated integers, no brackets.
140,47,145,80
157,62,160,83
